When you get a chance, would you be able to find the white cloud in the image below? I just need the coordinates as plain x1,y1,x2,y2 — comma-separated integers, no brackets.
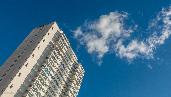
74,12,132,59
73,27,83,38
74,6,171,63
115,39,150,60
115,7,171,60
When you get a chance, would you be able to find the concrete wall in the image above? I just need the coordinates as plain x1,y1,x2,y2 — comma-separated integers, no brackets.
0,22,60,96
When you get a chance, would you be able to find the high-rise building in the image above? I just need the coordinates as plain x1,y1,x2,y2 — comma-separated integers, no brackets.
0,22,84,97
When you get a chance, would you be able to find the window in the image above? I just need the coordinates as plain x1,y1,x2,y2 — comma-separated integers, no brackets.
18,73,21,77
38,46,40,50
18,55,21,58
52,27,53,30
41,65,45,68
45,56,49,59
10,64,14,67
7,68,10,72
1,89,4,92
48,33,50,35
32,54,34,57
25,89,28,92
2,73,6,77
25,63,28,67
14,59,17,62
40,27,43,31
28,84,32,87
43,39,45,42
21,51,24,54
10,84,13,88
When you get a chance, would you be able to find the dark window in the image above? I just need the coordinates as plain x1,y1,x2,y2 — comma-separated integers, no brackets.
18,55,21,58
28,84,32,87
14,59,17,62
43,39,45,42
25,63,28,67
38,46,40,50
41,65,45,68
46,56,49,59
21,51,24,54
48,33,50,35
10,84,13,88
2,73,6,77
18,73,21,77
7,68,10,72
52,27,53,30
32,54,34,57
39,26,44,30
10,64,14,67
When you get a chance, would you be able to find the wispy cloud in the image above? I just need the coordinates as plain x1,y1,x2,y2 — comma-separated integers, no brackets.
74,6,171,63
74,12,133,58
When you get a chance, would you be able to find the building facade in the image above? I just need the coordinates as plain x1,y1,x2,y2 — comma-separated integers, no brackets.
0,22,84,97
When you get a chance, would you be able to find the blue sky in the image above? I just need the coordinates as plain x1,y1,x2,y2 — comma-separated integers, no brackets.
1,0,171,97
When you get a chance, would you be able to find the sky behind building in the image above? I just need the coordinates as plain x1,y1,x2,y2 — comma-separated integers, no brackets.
1,0,171,97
